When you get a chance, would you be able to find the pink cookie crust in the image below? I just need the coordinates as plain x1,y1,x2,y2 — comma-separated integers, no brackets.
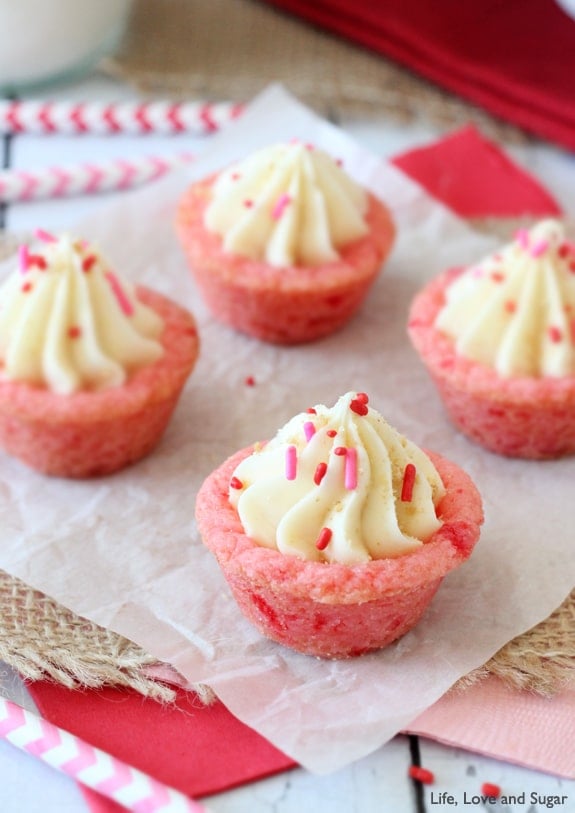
0,286,200,478
408,268,575,459
195,445,483,659
176,175,395,344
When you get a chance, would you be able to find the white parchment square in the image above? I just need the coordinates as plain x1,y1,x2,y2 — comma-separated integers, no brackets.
0,85,573,773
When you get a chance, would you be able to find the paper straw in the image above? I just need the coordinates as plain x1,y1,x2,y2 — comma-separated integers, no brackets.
0,697,210,812
0,152,194,203
0,99,243,136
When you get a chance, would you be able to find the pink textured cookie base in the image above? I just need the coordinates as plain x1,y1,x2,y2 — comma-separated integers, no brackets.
176,176,395,344
0,287,199,478
408,268,575,459
196,446,483,659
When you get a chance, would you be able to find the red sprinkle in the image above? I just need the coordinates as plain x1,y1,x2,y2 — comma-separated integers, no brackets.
21,282,33,293
504,300,516,313
244,375,256,387
314,462,328,485
29,254,47,270
559,243,570,259
306,407,317,414
315,527,332,551
326,429,337,437
408,766,434,785
243,199,254,208
355,392,369,404
481,783,501,798
350,398,368,416
401,463,417,502
570,261,575,273
548,325,563,343
334,446,347,456
230,476,243,490
490,271,505,283
82,255,97,272
67,326,82,339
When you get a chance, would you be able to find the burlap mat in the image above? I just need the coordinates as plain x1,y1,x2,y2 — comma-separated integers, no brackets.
1,570,573,702
1,1,571,704
103,0,533,146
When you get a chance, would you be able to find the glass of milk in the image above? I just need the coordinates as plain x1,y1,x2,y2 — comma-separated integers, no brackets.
0,0,133,93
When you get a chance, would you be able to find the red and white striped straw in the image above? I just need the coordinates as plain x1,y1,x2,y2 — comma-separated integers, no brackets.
0,697,210,812
0,99,243,136
0,152,194,203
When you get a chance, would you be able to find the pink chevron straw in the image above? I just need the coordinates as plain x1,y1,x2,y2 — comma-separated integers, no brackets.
0,697,210,812
0,152,195,203
0,99,243,136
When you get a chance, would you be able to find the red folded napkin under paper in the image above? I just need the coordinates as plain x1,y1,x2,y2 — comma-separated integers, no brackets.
263,0,575,152
27,126,565,812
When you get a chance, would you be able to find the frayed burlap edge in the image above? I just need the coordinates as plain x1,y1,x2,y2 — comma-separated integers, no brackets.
1,569,573,703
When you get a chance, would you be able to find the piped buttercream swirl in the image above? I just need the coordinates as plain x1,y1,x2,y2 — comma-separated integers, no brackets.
228,392,445,564
435,219,575,378
204,142,369,267
0,232,164,394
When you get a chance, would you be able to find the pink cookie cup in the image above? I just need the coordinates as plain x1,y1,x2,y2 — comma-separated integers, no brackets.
195,445,483,659
408,268,575,460
176,176,396,345
0,287,199,478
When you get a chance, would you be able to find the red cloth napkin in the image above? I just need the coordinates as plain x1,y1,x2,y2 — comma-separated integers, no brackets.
28,682,296,812
391,125,562,218
26,127,563,812
263,0,575,152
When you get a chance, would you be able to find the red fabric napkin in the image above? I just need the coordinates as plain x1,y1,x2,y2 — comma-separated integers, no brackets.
391,125,562,218
28,682,296,812
26,127,562,812
263,0,575,152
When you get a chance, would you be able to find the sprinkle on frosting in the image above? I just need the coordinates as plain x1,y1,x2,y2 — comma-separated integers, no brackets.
228,392,445,563
0,232,164,395
203,142,369,267
435,219,575,378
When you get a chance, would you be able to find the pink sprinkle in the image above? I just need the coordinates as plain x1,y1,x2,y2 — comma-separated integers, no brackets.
515,228,530,250
303,421,316,442
285,445,297,481
530,240,549,258
344,447,358,490
34,228,56,243
243,199,254,208
18,244,30,274
548,325,563,343
271,193,291,220
471,266,484,279
105,271,134,317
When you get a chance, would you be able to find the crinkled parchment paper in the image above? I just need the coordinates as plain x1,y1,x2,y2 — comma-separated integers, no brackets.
0,86,574,773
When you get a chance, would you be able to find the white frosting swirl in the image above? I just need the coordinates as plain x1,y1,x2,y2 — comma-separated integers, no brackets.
0,232,164,395
204,142,369,267
435,219,575,378
229,393,445,564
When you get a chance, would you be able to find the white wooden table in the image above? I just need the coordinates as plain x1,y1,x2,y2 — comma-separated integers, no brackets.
1,73,574,813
